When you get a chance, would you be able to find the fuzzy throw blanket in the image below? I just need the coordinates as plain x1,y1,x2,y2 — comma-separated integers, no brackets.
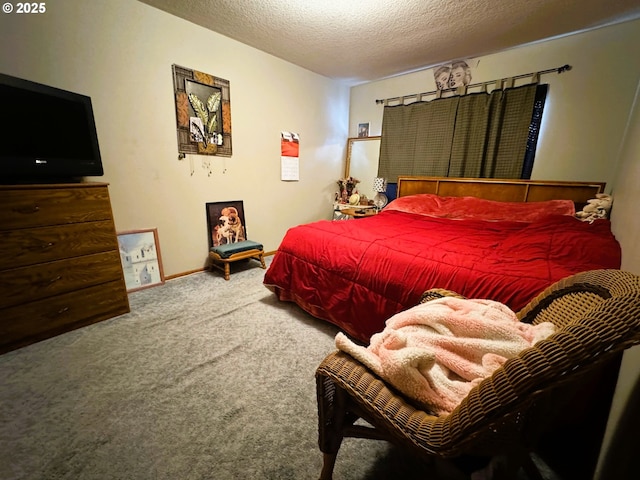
335,297,556,416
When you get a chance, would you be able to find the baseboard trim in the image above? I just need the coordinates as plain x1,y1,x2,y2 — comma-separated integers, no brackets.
165,268,203,281
164,250,276,281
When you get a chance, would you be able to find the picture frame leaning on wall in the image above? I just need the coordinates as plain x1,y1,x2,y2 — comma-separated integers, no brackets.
117,228,165,292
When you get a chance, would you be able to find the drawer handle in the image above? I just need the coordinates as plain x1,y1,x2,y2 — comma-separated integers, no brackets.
38,275,62,287
26,242,55,252
57,307,69,315
15,205,40,214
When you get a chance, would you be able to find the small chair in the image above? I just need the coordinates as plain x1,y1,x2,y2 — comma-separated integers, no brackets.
316,269,640,479
208,240,266,280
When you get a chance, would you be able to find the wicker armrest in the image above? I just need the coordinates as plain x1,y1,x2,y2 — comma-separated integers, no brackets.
419,288,466,304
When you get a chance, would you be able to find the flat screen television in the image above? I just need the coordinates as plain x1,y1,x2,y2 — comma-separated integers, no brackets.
0,73,104,182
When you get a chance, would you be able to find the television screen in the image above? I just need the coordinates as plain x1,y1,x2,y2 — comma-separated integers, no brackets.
0,73,104,181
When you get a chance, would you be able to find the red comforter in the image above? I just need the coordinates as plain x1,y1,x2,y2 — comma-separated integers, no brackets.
263,210,621,342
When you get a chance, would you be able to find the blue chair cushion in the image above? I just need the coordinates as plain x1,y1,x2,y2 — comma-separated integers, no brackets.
210,240,263,259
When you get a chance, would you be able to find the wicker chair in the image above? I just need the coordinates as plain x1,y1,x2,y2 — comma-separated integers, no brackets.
316,269,640,479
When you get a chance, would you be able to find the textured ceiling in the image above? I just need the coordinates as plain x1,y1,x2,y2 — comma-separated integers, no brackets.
138,0,640,85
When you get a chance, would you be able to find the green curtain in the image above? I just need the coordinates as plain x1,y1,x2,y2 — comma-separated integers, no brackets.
378,84,540,182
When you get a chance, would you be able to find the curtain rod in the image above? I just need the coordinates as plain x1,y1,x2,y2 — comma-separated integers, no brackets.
375,64,572,105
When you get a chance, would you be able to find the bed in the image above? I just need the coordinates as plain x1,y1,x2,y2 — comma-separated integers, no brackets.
263,176,621,342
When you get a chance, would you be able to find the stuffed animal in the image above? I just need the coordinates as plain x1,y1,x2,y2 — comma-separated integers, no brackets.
575,193,613,223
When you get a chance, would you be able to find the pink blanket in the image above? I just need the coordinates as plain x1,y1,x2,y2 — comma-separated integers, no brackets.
335,297,556,416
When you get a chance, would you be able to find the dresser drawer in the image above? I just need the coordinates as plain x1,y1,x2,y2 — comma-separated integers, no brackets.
0,280,130,353
0,251,124,309
0,220,118,270
0,185,113,230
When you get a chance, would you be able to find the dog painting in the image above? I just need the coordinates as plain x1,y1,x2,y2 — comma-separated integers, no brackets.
206,201,247,248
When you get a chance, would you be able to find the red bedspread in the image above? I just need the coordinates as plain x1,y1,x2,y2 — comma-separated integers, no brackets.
263,210,621,342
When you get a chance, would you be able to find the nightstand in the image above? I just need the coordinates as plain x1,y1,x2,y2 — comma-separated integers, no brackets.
340,207,378,219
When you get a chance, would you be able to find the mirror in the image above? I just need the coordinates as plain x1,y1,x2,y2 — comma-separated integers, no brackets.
344,136,381,200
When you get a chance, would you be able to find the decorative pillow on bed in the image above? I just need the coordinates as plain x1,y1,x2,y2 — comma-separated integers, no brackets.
384,193,576,222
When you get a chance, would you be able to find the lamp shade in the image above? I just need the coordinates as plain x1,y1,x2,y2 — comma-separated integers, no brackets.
373,177,387,193
373,177,388,209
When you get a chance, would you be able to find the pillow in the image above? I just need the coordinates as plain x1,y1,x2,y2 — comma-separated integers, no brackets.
385,193,576,222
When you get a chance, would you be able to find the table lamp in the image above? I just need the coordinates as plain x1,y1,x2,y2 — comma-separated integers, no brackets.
373,177,388,210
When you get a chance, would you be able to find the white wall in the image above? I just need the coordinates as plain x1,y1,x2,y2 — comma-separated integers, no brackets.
0,0,350,276
349,18,640,190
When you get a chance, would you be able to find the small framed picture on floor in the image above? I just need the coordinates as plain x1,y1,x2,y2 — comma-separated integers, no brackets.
117,228,165,292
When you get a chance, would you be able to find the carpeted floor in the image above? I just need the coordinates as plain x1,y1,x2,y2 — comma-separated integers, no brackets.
0,258,466,480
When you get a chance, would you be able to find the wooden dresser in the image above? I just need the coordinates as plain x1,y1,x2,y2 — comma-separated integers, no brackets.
0,182,130,354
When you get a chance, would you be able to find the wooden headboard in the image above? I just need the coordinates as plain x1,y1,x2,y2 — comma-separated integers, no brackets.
396,176,605,210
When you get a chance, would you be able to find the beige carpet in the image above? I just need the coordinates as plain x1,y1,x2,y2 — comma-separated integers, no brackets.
0,258,462,480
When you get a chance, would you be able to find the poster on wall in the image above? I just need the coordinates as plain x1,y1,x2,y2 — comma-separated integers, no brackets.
433,59,474,90
280,131,299,181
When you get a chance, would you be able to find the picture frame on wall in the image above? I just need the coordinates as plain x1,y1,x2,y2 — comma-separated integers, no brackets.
358,122,370,138
206,200,247,248
172,64,232,157
117,228,165,292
